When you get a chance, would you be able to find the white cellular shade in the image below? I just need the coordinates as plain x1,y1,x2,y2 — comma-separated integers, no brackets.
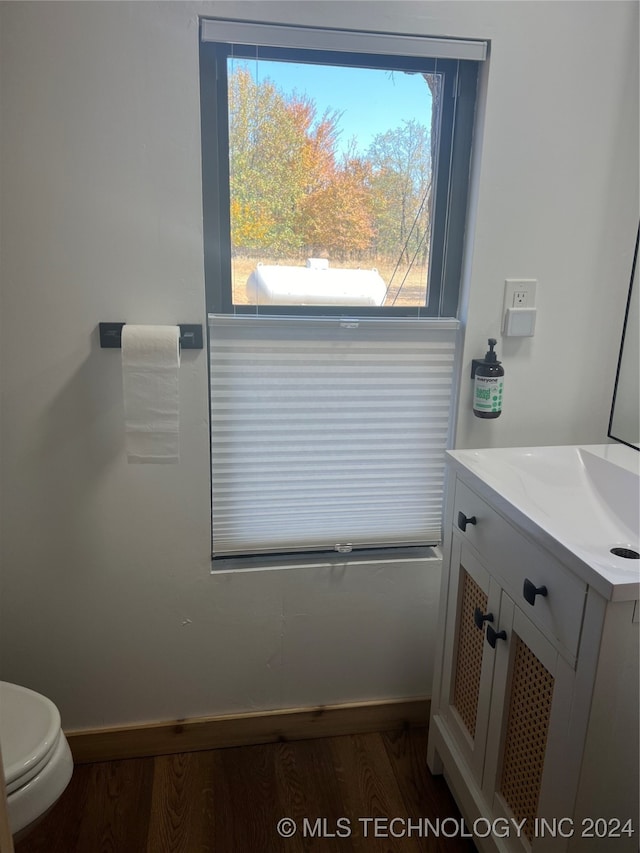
209,315,459,557
200,19,488,62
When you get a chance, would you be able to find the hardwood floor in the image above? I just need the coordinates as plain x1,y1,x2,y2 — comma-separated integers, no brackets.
16,728,477,853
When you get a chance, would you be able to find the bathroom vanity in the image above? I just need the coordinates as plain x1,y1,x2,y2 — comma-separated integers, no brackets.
428,445,639,853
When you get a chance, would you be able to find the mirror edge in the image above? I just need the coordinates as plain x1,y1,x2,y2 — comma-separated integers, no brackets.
608,223,640,451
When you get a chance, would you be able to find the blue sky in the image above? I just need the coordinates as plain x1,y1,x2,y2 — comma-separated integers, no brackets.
230,58,433,156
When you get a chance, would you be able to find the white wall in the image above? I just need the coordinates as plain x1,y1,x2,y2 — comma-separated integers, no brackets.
0,1,637,730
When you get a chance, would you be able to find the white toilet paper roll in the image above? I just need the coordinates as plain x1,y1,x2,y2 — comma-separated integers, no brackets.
121,325,181,463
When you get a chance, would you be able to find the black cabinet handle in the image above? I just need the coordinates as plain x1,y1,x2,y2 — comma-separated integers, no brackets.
523,578,548,606
486,625,507,648
457,511,477,532
473,607,494,630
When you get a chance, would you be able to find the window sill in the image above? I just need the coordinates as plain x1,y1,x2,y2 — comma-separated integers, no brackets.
210,545,442,574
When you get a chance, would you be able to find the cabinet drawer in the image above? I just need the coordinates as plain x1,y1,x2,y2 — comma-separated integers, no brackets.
453,478,586,661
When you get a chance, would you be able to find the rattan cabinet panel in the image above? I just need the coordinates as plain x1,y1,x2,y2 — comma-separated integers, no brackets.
439,538,501,781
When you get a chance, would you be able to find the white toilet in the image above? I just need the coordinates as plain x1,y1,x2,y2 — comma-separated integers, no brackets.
0,681,73,839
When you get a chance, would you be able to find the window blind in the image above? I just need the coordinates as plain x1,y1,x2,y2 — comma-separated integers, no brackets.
200,19,488,62
209,315,459,557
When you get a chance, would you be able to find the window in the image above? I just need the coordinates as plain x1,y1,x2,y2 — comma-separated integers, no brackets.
200,20,484,559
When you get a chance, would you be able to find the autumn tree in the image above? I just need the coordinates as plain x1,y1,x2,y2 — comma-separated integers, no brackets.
367,120,432,264
229,65,340,256
298,144,375,260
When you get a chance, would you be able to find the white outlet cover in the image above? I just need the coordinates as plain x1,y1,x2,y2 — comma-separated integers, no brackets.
504,279,537,312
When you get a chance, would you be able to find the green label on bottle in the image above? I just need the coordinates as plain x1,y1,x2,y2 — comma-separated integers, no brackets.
474,375,503,412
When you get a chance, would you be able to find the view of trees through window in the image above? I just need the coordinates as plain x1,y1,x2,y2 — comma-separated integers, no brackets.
227,58,441,308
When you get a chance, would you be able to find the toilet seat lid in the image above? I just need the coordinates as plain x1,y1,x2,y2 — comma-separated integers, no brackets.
0,681,61,788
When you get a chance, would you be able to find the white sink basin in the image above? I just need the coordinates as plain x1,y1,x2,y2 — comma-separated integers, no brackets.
447,444,640,600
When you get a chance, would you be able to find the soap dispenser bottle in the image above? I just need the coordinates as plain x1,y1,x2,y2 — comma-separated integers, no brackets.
473,338,504,419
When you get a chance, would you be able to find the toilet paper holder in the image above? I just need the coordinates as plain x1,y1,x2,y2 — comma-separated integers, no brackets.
99,323,203,349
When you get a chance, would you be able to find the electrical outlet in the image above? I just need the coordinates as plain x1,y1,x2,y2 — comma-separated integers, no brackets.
504,279,537,312
503,279,538,336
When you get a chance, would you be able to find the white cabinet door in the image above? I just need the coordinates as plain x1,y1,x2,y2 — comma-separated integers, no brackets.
483,593,577,853
440,536,503,783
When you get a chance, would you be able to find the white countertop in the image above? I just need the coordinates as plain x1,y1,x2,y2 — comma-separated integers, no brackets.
447,444,640,602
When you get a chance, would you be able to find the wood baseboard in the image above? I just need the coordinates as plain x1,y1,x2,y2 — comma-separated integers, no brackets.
66,697,430,764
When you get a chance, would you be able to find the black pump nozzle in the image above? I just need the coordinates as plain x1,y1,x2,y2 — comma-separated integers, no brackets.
484,338,499,363
470,337,502,378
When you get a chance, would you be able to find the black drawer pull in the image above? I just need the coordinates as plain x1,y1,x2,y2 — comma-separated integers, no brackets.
486,625,507,648
523,578,548,606
473,607,494,630
457,511,477,532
